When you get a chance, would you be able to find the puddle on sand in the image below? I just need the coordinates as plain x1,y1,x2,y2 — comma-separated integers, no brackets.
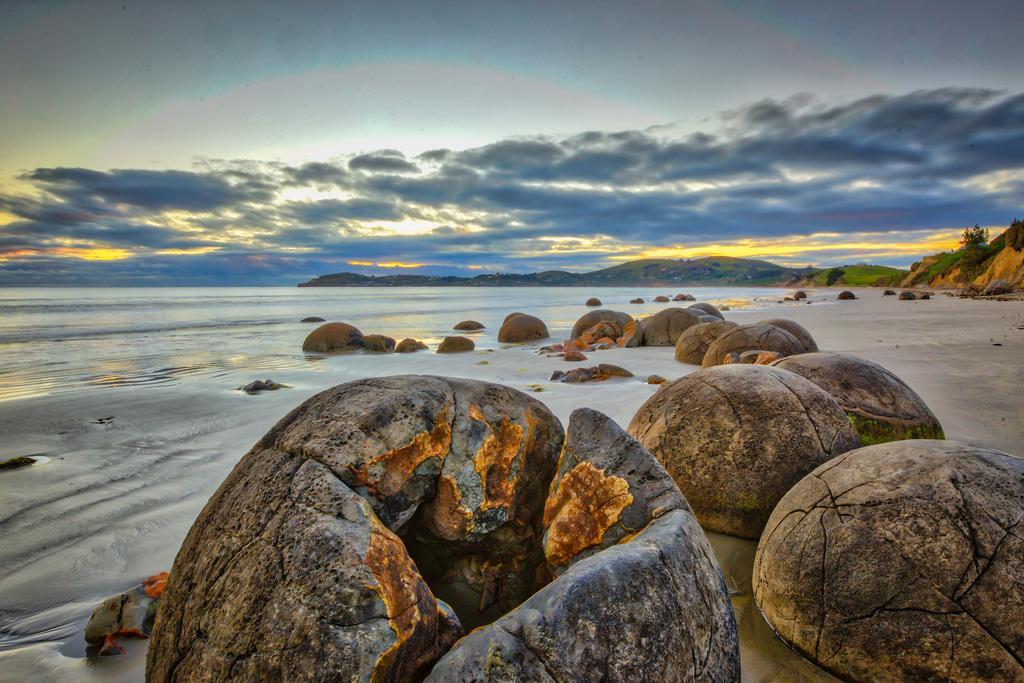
708,533,838,683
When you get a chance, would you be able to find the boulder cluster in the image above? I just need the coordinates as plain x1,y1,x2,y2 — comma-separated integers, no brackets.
145,377,740,681
675,317,817,368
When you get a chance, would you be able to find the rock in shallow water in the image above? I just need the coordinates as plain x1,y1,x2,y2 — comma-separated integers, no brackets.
85,572,168,657
754,440,1024,682
237,379,288,393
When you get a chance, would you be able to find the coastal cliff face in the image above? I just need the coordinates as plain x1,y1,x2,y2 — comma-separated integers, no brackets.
901,219,1024,289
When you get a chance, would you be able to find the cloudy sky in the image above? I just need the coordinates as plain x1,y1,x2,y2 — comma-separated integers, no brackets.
1,0,1022,285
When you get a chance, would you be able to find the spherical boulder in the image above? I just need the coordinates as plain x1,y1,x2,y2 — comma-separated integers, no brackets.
771,352,944,444
653,295,670,302
756,318,818,352
837,290,857,300
585,297,601,307
688,302,724,319
570,309,633,339
302,322,364,353
883,289,896,296
301,316,325,323
629,297,644,304
503,311,524,323
898,291,917,300
754,440,1024,682
396,338,428,353
147,376,564,681
362,333,396,352
792,290,807,300
627,364,859,538
701,323,806,367
437,336,475,353
675,320,738,364
426,408,740,681
673,293,696,301
453,320,484,331
498,313,549,343
638,307,703,346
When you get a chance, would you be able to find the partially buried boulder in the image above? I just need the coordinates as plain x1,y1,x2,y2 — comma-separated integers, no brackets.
653,295,670,302
754,440,1024,682
675,320,738,364
627,364,859,538
837,290,857,300
883,289,896,296
638,307,703,346
436,336,475,353
792,290,807,300
147,376,564,681
772,352,944,444
498,313,549,343
701,323,806,367
300,316,325,323
688,302,724,319
426,408,740,681
570,309,633,339
756,318,818,352
629,297,644,304
673,293,696,301
396,338,428,353
453,320,484,331
302,322,364,353
898,290,916,300
585,297,601,306
362,334,396,352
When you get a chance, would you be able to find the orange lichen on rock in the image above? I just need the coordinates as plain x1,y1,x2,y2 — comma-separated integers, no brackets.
470,409,525,513
143,572,169,598
348,408,452,498
424,474,474,540
616,320,640,347
543,462,633,568
365,513,432,682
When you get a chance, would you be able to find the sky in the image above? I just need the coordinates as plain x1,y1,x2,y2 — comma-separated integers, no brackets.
1,0,1022,285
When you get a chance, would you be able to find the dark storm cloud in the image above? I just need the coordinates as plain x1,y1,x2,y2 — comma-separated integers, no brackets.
2,88,1022,284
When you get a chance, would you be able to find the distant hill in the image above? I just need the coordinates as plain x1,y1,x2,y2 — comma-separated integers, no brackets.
898,219,1024,290
299,256,893,287
788,264,907,288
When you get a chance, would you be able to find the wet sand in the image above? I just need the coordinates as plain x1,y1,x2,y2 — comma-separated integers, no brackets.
1,287,1022,681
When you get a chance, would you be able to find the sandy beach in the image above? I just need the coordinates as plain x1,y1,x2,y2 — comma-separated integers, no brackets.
1,287,1023,682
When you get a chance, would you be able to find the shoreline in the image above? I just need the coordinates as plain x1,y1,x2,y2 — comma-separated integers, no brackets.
1,287,1022,681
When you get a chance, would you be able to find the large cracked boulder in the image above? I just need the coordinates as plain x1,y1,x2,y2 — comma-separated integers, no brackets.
301,322,364,353
147,376,564,682
772,352,944,445
675,320,738,365
628,364,860,538
638,307,703,346
688,302,724,319
754,440,1024,682
756,318,818,352
571,309,633,339
701,323,806,367
426,408,741,681
498,313,550,343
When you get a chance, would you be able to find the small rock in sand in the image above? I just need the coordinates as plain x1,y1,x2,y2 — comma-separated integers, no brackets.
238,379,288,394
300,316,326,323
585,297,602,306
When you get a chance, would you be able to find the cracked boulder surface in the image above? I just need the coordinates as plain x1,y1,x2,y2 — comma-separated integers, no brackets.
675,320,738,365
688,302,724,319
756,319,818,353
571,309,634,340
627,365,860,538
772,352,945,445
701,323,807,368
497,313,550,343
146,375,563,682
638,307,704,346
425,408,740,682
753,440,1024,682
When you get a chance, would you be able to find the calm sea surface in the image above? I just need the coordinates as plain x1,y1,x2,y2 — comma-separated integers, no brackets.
0,286,788,402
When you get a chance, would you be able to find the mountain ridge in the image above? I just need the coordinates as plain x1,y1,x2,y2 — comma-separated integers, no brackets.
299,256,907,288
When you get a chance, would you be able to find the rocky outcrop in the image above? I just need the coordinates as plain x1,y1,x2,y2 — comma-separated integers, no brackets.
628,364,860,538
498,313,550,343
301,322,364,353
754,440,1024,682
701,323,806,367
772,352,944,444
437,336,475,352
426,409,740,681
638,307,703,346
147,376,564,682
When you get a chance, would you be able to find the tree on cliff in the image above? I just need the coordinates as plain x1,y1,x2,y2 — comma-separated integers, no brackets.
961,224,990,249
